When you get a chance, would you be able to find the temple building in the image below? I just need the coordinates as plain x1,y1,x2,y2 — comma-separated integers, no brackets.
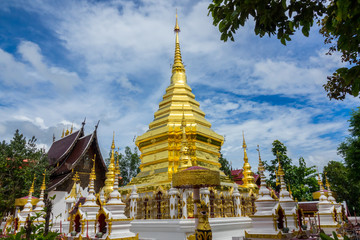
46,120,107,229
47,120,107,193
2,14,351,240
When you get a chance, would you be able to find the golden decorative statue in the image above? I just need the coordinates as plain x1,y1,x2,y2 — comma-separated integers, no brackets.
195,200,212,240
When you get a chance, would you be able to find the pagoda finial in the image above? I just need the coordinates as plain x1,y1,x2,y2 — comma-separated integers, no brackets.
257,145,264,172
61,129,64,138
70,123,73,134
242,131,248,163
29,174,36,196
90,154,96,181
41,170,46,191
277,151,284,176
171,11,186,84
111,131,115,150
241,132,257,189
104,133,116,197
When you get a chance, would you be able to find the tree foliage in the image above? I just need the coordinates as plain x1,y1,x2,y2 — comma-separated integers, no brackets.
264,140,318,201
208,0,360,100
106,146,141,186
219,153,232,179
327,107,360,214
0,130,49,219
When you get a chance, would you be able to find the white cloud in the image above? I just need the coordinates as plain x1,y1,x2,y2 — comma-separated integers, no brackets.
1,0,359,174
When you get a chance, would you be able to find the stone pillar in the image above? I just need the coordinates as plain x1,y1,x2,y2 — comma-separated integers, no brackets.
169,185,179,219
232,183,241,217
194,188,200,227
181,190,188,219
200,187,210,205
129,185,139,219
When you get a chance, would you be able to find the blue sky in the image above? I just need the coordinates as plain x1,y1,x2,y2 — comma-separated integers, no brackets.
0,0,359,172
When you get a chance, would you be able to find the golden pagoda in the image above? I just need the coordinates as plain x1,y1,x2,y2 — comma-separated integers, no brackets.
104,133,116,197
125,13,231,192
241,132,257,190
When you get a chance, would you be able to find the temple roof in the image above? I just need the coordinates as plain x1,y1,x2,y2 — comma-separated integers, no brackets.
47,122,106,191
48,130,83,165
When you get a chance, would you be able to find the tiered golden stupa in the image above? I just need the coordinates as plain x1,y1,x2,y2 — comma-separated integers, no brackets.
241,132,257,190
123,14,232,193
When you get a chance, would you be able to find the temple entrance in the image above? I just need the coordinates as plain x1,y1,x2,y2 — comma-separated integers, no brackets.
74,215,81,233
277,209,285,230
155,191,162,219
98,213,107,233
210,191,215,218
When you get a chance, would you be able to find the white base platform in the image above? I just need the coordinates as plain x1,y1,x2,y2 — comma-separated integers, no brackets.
131,217,252,240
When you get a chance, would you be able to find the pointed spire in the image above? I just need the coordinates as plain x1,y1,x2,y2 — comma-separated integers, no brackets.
242,131,248,163
35,170,46,211
89,154,96,193
61,129,64,138
104,132,116,197
277,151,284,176
66,170,80,201
171,11,186,84
241,132,256,189
53,134,55,142
325,172,336,203
23,175,36,212
317,170,328,202
70,123,73,134
257,145,264,173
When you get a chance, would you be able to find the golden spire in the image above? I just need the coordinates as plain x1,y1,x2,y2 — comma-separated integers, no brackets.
70,124,73,134
29,175,36,196
242,131,249,163
66,170,80,200
104,132,116,197
241,132,257,189
324,172,330,190
171,11,186,84
85,154,97,203
61,129,64,138
257,145,264,172
90,154,96,181
40,170,46,191
277,151,284,176
65,128,69,136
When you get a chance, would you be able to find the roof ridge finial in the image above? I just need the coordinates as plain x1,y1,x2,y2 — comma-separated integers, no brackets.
171,10,186,84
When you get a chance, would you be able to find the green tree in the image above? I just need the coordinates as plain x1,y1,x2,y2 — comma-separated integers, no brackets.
106,146,141,186
219,153,232,179
0,130,49,221
264,140,292,189
118,146,141,186
264,140,317,200
332,107,360,214
288,157,318,201
208,0,360,100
